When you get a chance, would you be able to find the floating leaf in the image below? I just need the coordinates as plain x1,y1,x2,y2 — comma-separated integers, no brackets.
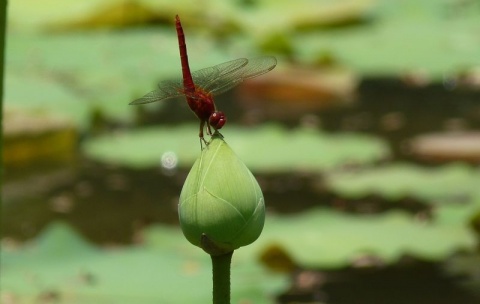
5,27,231,129
3,207,475,302
325,163,480,203
242,208,477,269
82,124,390,172
409,132,480,164
1,222,287,303
293,0,480,78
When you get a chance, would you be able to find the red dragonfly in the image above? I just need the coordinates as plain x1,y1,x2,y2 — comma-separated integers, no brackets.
130,15,277,146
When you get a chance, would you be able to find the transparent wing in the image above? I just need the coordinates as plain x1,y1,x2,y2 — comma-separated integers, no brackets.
129,79,185,105
191,58,248,89
206,56,277,96
131,59,247,104
130,57,276,104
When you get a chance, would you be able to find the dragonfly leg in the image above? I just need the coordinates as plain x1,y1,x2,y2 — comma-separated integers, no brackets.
199,120,205,138
206,121,213,136
199,120,208,149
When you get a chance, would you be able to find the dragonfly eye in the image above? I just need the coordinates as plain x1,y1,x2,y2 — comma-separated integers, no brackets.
209,111,226,129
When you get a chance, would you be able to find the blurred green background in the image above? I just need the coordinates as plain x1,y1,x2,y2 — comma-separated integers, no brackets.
2,0,480,303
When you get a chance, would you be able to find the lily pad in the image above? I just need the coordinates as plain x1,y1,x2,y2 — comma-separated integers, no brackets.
294,0,480,78
142,207,478,269
2,208,475,302
1,222,287,304
244,208,477,269
237,66,358,118
82,123,390,172
8,0,480,82
409,132,480,164
325,163,480,203
5,28,233,129
8,0,375,33
231,0,376,35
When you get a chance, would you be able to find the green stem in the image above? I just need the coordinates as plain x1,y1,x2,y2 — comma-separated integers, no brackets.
211,251,233,304
0,0,7,208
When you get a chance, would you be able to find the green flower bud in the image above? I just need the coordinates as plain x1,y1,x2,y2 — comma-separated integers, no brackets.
179,133,265,255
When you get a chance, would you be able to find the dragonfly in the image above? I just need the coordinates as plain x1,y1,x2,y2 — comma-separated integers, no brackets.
130,15,277,147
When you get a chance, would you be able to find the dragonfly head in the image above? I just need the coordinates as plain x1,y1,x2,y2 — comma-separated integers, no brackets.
209,111,226,130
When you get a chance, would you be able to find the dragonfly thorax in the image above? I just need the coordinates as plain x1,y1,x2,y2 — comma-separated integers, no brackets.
186,87,216,121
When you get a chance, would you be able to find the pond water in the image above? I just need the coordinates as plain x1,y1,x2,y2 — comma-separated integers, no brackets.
3,77,480,303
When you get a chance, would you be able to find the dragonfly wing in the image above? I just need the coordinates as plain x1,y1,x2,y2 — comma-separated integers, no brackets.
191,58,248,89
233,56,277,80
207,56,277,96
129,79,185,105
206,79,243,96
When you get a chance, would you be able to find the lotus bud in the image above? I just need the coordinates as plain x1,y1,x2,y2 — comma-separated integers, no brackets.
179,133,265,255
